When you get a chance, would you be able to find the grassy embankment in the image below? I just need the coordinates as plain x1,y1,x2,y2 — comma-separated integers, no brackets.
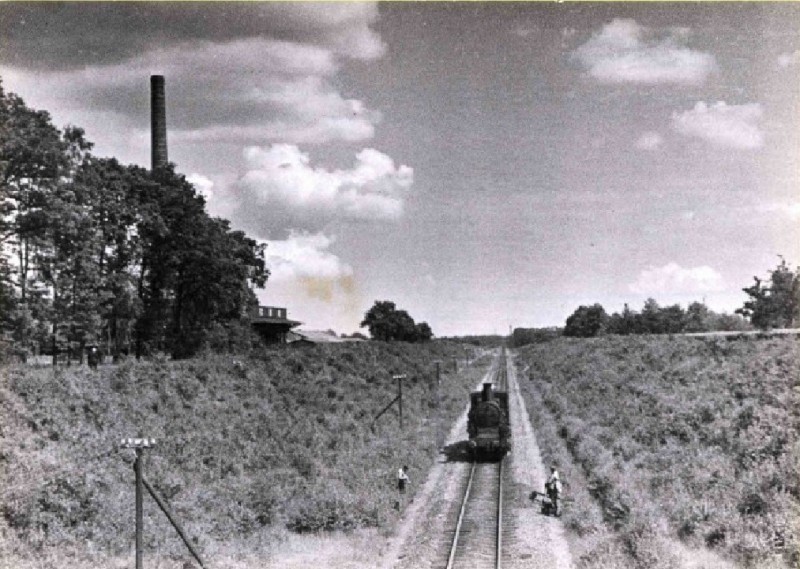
515,335,798,569
1,341,491,568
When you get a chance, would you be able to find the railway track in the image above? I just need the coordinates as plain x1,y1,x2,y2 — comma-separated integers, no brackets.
445,457,505,569
445,349,508,569
495,347,508,391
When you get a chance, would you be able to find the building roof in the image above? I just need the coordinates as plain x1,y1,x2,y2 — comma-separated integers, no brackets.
288,330,366,344
251,316,302,327
249,306,301,328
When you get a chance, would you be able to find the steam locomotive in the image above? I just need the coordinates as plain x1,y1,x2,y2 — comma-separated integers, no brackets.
467,382,510,459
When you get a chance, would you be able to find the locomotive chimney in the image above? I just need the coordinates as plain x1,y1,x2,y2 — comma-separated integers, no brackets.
481,383,493,402
150,75,168,171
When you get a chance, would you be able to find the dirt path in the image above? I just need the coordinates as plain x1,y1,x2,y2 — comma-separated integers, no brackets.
504,352,573,569
378,351,574,569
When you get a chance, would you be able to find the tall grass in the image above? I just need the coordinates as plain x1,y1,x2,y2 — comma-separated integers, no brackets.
0,341,488,567
516,335,798,569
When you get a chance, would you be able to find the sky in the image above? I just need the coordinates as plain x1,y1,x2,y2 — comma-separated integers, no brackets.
1,2,798,336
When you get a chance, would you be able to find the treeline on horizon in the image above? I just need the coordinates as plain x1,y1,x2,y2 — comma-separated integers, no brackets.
511,258,800,344
0,80,268,361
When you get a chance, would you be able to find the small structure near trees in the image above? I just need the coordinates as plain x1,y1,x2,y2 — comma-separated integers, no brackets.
249,305,301,344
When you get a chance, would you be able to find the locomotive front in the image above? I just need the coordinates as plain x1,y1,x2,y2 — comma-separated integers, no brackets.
467,383,510,458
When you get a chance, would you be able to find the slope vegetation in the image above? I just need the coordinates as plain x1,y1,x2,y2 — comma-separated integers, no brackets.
1,341,486,567
515,335,798,569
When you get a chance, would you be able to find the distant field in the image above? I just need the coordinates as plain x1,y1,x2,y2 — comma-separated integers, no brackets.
515,334,798,569
0,341,488,569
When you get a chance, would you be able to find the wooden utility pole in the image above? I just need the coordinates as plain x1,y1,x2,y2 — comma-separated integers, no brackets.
394,375,407,429
121,437,206,569
372,373,408,430
122,438,156,569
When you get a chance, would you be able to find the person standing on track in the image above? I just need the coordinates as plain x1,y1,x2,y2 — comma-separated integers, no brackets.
546,464,562,516
395,465,410,510
398,465,410,494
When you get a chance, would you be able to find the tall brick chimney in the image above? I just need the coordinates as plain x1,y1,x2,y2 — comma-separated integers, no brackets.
150,75,168,171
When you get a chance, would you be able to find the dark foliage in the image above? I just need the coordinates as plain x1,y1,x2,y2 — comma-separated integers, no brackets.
360,300,433,342
564,304,609,337
0,80,267,360
736,258,800,330
509,327,561,347
563,299,751,337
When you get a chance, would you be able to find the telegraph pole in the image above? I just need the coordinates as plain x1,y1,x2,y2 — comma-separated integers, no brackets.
394,374,407,429
122,438,156,569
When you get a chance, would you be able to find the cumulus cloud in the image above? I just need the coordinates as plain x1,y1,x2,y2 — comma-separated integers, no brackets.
671,101,764,149
635,131,664,150
187,173,214,200
0,3,383,70
234,144,413,237
0,3,387,160
2,37,380,147
629,263,725,295
572,19,715,85
266,232,352,281
264,232,354,301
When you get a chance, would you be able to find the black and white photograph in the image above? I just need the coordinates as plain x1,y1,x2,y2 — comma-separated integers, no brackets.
0,2,797,569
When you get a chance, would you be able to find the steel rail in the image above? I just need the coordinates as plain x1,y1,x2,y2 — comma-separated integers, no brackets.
445,461,476,569
445,351,507,569
496,458,504,569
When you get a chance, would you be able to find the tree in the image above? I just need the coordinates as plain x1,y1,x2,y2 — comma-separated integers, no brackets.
70,158,148,358
660,304,686,334
0,83,269,359
639,298,663,334
0,85,73,305
685,301,711,333
360,300,433,342
563,304,608,337
607,303,637,335
134,167,268,357
414,321,433,342
736,258,800,330
1,83,92,355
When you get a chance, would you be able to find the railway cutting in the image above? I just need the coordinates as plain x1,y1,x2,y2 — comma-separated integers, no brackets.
384,349,573,569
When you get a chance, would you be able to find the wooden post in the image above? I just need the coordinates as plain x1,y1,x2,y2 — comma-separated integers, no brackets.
434,362,444,448
398,376,403,429
121,438,156,569
393,375,407,430
122,438,207,569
